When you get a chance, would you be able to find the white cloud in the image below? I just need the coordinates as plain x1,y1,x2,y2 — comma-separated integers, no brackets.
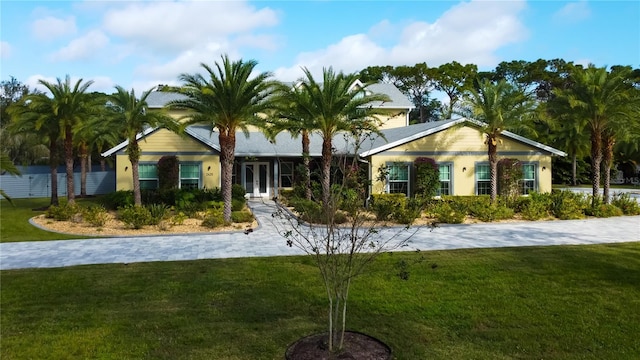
274,0,528,80
0,41,11,59
101,1,279,55
49,30,110,62
31,15,77,41
553,1,591,24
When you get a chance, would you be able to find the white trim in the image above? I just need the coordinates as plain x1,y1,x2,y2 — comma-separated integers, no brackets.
101,127,158,157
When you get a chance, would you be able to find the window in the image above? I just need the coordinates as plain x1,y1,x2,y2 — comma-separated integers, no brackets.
280,162,294,188
139,164,158,190
522,163,537,195
438,163,452,196
387,163,410,196
179,163,200,189
476,163,491,195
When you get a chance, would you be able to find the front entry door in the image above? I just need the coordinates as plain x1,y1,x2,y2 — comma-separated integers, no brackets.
244,162,269,198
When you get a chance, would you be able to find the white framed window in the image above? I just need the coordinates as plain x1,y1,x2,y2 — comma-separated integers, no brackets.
139,163,158,190
179,163,200,189
280,161,294,188
438,163,452,196
386,163,410,196
476,163,491,195
522,163,537,195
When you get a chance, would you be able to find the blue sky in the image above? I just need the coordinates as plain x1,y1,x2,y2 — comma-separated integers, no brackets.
1,0,638,95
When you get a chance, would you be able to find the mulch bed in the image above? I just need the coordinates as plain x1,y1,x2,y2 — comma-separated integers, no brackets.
285,331,392,360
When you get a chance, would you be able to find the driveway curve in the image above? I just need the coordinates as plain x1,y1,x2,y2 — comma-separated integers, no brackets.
1,199,638,270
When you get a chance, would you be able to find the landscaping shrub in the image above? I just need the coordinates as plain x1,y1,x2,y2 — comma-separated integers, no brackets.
232,198,246,212
231,210,254,223
83,205,109,227
471,204,514,222
520,192,551,220
45,202,81,221
611,193,640,215
590,203,624,218
432,201,465,224
202,205,225,228
118,205,152,229
100,190,133,210
550,190,587,220
414,157,440,198
170,211,188,226
232,184,247,201
157,155,179,190
498,158,523,206
370,194,407,221
146,203,170,225
289,198,324,223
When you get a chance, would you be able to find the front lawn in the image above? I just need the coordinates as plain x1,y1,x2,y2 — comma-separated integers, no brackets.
0,198,97,242
2,243,639,359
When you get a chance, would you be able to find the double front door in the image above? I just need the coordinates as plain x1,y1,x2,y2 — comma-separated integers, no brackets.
243,162,269,198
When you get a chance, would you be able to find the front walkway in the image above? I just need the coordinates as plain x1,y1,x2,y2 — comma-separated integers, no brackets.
1,199,638,270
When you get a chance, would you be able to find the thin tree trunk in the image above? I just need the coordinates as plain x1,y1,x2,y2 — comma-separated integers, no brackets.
321,136,332,210
80,142,88,197
302,130,312,200
572,153,577,186
602,135,615,204
488,134,498,204
48,138,59,206
129,141,142,206
64,125,75,204
590,130,602,207
219,129,235,223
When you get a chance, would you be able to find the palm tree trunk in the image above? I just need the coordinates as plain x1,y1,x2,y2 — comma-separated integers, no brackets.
321,136,333,210
572,153,577,186
80,142,88,197
488,134,498,204
49,139,59,206
219,130,235,223
302,130,312,200
129,141,142,206
590,131,602,207
602,135,615,204
64,125,75,204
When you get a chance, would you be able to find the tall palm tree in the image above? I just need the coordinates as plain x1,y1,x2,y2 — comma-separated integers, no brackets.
293,67,390,209
7,94,63,206
554,65,640,204
168,54,279,222
107,86,180,206
461,78,536,203
38,76,94,204
269,82,317,200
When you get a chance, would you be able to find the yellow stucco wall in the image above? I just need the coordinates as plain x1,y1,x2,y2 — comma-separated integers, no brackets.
115,129,220,191
369,125,554,195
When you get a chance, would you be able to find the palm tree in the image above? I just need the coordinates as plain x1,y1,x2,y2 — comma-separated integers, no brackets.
553,65,640,204
7,94,63,206
269,83,317,200
38,76,94,205
461,78,536,203
0,152,21,205
107,86,180,206
168,54,279,222
292,67,390,209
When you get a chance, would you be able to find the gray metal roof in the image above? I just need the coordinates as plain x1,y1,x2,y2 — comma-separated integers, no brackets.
146,91,188,108
102,118,566,158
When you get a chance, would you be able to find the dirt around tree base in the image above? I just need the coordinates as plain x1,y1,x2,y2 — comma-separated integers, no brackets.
285,331,392,360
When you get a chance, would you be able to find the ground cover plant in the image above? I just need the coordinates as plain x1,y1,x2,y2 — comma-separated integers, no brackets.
1,243,639,359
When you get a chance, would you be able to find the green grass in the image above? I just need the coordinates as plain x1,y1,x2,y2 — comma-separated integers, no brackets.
2,243,639,359
0,198,97,242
